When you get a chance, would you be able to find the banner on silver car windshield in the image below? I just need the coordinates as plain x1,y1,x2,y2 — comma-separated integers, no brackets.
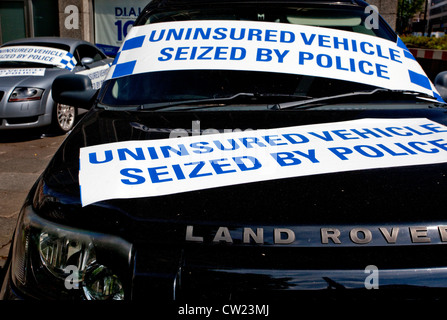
0,46,77,70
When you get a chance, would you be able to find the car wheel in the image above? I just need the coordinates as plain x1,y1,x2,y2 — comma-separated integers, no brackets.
52,103,77,133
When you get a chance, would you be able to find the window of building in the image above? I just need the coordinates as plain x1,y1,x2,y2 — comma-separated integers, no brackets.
0,0,59,45
32,0,59,37
0,1,27,44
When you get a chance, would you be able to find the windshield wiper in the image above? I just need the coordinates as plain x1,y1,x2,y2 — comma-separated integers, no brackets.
271,88,444,110
138,92,312,110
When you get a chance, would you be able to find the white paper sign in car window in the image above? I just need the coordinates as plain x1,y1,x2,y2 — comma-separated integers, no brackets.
0,46,77,70
77,64,112,89
79,118,447,206
106,20,442,102
0,68,45,77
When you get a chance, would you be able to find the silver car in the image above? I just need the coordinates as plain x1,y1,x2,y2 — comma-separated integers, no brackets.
0,37,112,133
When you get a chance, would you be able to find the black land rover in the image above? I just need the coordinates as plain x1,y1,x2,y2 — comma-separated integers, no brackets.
2,0,447,302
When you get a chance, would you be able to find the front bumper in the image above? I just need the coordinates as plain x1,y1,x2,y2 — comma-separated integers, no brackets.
0,263,23,300
4,236,447,301
0,112,52,130
0,87,52,130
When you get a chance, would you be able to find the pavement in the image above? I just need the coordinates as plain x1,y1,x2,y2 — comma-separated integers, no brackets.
0,130,66,268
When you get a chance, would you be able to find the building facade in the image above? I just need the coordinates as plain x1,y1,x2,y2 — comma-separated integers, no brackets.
0,0,399,54
430,0,447,33
369,0,398,31
0,0,60,44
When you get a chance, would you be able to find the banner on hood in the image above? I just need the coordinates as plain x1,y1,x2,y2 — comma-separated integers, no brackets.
0,68,45,77
79,118,447,206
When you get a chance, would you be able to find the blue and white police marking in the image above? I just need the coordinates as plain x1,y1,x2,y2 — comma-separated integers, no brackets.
0,46,77,71
106,20,443,101
0,45,111,88
79,118,447,206
77,63,112,89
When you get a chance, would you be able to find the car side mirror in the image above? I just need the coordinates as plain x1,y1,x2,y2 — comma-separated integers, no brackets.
435,71,447,102
52,74,98,109
81,57,94,66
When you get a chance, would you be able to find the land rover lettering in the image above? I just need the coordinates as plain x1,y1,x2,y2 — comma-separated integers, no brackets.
185,225,447,246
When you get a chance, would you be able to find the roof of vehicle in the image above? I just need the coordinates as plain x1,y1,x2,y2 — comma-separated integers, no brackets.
143,0,363,5
135,0,374,25
1,37,96,53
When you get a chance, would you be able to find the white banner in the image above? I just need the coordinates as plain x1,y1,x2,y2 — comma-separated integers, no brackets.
94,0,148,56
0,68,45,77
107,20,441,100
0,46,76,70
79,118,447,206
77,64,112,89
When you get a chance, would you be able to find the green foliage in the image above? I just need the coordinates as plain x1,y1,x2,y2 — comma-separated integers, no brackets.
397,0,426,33
401,35,447,50
398,0,425,20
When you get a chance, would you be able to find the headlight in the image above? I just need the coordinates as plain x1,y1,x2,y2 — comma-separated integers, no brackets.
8,87,44,102
9,206,132,300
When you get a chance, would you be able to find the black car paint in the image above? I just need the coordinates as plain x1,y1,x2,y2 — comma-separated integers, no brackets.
3,0,447,301
40,106,447,226
17,104,446,299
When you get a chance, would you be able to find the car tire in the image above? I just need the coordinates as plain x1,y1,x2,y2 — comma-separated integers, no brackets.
51,103,77,134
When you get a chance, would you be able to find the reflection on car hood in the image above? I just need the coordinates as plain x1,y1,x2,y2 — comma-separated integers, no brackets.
34,106,447,240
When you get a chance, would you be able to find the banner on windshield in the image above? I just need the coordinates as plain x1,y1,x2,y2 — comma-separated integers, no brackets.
0,46,77,70
106,20,441,101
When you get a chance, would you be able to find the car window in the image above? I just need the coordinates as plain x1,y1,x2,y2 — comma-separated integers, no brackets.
74,44,106,65
102,70,376,106
142,6,396,41
1,42,71,52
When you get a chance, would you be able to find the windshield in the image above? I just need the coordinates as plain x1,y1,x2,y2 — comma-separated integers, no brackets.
142,5,396,41
101,70,376,106
99,4,439,108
